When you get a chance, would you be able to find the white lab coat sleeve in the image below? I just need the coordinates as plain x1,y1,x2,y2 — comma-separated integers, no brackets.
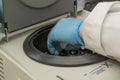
80,1,120,62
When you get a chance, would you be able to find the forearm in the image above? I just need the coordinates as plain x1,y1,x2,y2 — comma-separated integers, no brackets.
78,1,120,62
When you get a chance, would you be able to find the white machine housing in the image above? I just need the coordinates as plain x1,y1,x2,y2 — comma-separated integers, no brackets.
0,0,120,80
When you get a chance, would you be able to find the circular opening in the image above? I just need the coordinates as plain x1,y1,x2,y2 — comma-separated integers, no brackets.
23,24,109,67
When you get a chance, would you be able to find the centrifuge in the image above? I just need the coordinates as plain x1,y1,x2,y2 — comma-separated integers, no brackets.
0,0,120,80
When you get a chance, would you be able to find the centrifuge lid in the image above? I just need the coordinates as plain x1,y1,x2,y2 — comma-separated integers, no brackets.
20,0,57,8
1,0,74,32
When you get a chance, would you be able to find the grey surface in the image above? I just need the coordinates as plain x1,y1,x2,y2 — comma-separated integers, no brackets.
77,0,85,11
20,0,57,8
1,0,74,32
0,0,3,23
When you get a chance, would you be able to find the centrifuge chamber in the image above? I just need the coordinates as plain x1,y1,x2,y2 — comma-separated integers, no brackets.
23,23,109,67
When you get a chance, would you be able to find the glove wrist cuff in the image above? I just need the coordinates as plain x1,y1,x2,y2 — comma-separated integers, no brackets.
74,21,84,46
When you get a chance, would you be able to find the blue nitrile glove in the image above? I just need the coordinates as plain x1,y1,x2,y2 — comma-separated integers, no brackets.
47,18,84,55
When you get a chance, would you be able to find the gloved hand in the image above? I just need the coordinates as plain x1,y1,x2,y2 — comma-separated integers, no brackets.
47,18,84,55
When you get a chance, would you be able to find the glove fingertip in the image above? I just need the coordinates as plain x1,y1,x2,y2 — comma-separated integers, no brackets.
54,50,60,56
47,41,60,56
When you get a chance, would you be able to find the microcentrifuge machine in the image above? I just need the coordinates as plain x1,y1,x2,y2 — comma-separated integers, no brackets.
0,0,120,80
